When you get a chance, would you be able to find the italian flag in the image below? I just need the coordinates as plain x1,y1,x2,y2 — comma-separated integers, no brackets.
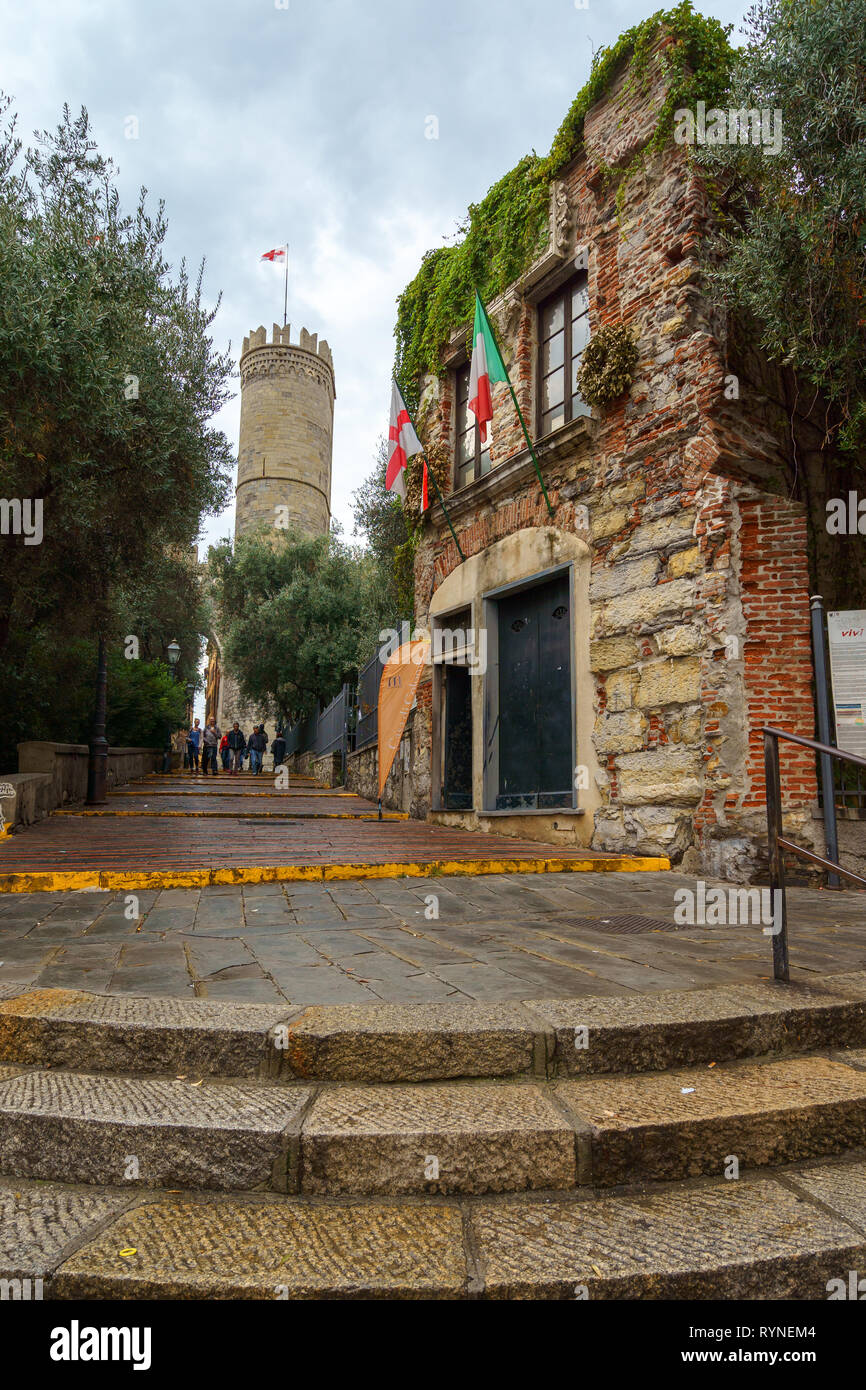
469,291,509,443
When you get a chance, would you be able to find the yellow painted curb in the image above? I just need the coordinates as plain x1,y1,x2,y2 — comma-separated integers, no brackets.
52,809,385,818
0,855,670,894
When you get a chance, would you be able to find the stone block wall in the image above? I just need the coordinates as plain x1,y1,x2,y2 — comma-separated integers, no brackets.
404,32,820,879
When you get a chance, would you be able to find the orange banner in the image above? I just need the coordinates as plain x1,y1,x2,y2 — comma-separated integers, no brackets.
378,640,429,799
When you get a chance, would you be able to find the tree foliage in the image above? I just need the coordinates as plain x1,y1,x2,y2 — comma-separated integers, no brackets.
394,2,735,403
350,437,413,622
0,96,232,763
208,528,387,724
697,0,866,451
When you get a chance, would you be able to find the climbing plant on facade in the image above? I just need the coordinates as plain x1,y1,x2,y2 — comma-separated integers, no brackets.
394,2,735,405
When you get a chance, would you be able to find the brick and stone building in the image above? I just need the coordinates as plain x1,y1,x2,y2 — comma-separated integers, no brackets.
381,29,840,881
206,323,335,732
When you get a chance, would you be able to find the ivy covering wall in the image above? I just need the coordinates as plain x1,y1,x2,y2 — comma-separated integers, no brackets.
394,2,736,406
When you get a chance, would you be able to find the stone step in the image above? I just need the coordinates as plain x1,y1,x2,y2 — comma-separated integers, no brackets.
562,1051,866,1186
4,1050,866,1200
3,974,866,1084
300,1081,577,1195
296,1053,866,1196
0,1069,313,1191
5,1158,866,1298
0,989,294,1078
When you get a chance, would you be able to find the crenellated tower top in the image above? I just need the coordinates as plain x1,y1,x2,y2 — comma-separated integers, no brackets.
235,320,335,540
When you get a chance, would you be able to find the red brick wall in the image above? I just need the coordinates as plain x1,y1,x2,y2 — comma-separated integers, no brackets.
739,498,817,810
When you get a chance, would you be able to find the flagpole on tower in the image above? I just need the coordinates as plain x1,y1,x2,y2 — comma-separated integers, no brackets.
283,243,289,328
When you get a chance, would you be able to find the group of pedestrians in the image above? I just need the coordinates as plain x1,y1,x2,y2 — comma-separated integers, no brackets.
184,718,287,776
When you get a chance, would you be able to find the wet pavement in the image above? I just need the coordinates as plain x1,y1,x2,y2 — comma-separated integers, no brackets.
0,870,863,1006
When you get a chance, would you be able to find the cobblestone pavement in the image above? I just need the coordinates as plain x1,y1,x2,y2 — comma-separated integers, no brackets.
0,872,863,1005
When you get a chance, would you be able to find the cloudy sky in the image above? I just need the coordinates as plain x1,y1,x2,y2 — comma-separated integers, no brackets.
2,0,746,557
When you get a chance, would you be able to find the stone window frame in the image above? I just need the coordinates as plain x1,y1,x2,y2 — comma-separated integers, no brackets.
536,271,591,439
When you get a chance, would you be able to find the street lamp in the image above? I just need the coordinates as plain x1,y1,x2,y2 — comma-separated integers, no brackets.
163,640,181,773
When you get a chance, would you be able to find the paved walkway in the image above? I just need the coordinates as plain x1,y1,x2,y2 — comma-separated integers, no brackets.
0,771,665,890
0,870,863,1006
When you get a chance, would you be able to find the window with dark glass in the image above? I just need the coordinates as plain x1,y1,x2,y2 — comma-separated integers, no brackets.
454,362,491,489
538,274,590,437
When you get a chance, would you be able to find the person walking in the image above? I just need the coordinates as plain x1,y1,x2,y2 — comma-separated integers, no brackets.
248,725,265,775
202,718,220,775
271,729,287,770
227,722,246,775
219,731,230,771
186,718,202,774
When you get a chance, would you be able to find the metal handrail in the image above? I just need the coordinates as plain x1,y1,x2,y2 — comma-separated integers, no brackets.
762,724,866,982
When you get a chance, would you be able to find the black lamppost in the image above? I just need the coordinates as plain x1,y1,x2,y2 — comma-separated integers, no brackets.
162,640,181,773
86,634,108,805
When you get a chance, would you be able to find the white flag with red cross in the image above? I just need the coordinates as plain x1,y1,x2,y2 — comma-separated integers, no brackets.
386,380,423,500
260,246,286,263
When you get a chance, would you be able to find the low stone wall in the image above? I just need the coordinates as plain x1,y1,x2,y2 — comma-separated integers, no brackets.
347,733,413,813
287,750,342,787
0,742,161,831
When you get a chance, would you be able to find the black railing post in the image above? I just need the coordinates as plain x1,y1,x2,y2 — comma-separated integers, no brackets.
763,729,790,982
810,595,840,887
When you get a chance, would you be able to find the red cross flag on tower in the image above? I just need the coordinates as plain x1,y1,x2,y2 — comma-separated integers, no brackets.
386,380,423,500
260,247,286,262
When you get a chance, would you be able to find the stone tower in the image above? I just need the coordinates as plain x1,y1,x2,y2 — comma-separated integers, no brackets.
236,322,335,538
208,321,336,737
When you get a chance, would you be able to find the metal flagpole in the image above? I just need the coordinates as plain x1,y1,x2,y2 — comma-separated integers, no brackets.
394,375,466,562
283,244,289,328
476,292,555,518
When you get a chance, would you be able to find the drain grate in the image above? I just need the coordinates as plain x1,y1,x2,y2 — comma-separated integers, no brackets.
578,914,687,935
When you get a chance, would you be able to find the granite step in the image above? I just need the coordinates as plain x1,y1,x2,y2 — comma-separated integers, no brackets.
0,1069,313,1191
4,1158,866,1298
6,1052,866,1199
2,974,866,1084
560,1051,866,1186
299,1080,577,1195
294,1053,866,1196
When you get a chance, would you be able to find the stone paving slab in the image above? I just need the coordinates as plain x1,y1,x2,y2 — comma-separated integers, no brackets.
471,1175,866,1299
0,1070,313,1191
0,989,294,1076
558,1054,866,1185
0,1177,134,1279
300,1082,576,1196
51,1194,467,1299
1,872,864,1006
